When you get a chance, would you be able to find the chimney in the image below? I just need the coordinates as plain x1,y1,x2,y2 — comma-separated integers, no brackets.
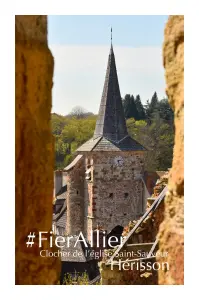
54,170,63,197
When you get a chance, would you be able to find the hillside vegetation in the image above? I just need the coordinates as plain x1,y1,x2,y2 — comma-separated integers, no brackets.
52,92,174,171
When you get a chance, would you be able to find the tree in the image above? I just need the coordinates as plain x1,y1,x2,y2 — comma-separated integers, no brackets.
145,92,159,122
51,113,67,135
61,123,77,154
54,136,68,169
68,106,88,119
135,95,146,120
123,94,139,120
52,114,97,169
146,113,174,170
123,94,131,118
126,113,174,171
151,92,158,107
158,98,174,123
144,99,150,119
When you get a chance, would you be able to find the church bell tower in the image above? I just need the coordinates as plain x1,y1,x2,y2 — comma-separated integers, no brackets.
76,32,146,241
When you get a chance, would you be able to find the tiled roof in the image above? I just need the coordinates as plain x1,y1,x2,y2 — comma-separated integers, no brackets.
56,209,67,228
53,200,67,222
76,135,146,152
76,137,101,152
64,154,83,171
55,199,65,206
53,198,65,214
56,185,67,199
53,185,67,221
93,135,146,151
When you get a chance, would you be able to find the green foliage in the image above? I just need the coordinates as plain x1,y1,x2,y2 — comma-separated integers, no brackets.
158,98,174,122
52,95,174,172
51,113,67,135
67,106,94,119
135,94,146,120
126,113,174,171
143,92,158,121
122,92,173,125
52,114,97,169
62,272,100,285
144,92,173,124
123,94,139,120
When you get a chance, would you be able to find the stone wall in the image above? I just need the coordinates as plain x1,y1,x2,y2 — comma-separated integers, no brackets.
157,15,184,285
15,15,60,284
65,157,85,235
99,171,168,285
85,151,145,240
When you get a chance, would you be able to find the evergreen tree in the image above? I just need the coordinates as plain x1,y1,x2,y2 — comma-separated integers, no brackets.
135,94,146,120
145,92,159,122
130,95,139,120
151,92,159,109
123,94,139,120
158,98,174,123
123,94,132,119
144,99,150,119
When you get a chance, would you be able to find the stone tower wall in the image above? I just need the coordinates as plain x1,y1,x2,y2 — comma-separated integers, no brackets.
85,151,145,240
65,158,85,235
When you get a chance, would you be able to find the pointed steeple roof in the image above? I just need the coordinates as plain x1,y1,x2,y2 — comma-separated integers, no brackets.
76,40,146,153
93,44,128,142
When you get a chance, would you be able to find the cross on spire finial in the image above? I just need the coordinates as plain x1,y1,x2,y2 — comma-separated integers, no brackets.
111,27,112,45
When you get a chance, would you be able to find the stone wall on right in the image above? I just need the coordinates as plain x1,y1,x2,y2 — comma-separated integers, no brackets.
157,15,184,285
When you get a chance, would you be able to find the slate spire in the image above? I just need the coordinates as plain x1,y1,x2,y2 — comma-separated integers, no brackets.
76,35,146,153
93,40,128,143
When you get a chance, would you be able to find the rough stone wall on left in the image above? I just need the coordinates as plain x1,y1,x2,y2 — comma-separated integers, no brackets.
15,15,60,284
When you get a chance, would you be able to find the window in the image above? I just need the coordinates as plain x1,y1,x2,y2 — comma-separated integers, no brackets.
109,193,113,198
124,192,129,198
85,168,91,180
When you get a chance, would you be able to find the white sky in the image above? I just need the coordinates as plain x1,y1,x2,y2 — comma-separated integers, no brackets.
49,44,166,115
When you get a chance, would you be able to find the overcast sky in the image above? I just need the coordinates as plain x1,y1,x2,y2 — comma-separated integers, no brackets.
48,15,168,115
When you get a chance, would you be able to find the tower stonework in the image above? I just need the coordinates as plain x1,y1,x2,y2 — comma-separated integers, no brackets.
64,155,85,235
82,151,145,241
